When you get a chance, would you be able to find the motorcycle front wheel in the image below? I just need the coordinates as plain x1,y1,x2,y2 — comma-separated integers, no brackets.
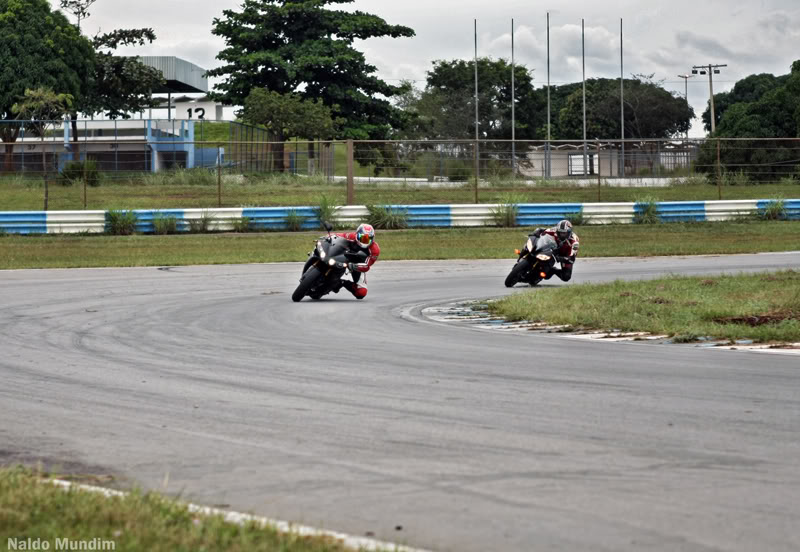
504,258,530,288
292,266,321,302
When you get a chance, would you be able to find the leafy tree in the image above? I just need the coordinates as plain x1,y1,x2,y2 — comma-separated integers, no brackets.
241,88,336,171
12,88,74,209
701,73,788,133
696,61,800,181
421,57,541,141
208,0,414,141
0,0,94,171
82,29,166,119
557,75,693,140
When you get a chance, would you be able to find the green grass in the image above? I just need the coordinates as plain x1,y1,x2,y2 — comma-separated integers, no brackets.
1,173,798,211
1,221,798,270
489,271,800,344
0,466,354,552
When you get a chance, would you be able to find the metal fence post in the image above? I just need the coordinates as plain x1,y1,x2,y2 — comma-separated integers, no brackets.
346,139,355,205
716,138,722,200
596,140,602,202
217,147,222,208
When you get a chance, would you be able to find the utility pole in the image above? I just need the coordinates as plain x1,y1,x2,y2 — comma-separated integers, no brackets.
692,64,727,133
677,73,695,141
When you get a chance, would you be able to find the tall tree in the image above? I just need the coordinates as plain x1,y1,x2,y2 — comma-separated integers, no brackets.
557,75,693,140
208,0,415,140
12,88,74,209
0,0,94,171
421,57,542,141
696,61,800,181
701,72,788,133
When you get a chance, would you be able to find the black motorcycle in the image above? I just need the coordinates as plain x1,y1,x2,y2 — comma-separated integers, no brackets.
504,232,561,288
292,222,369,302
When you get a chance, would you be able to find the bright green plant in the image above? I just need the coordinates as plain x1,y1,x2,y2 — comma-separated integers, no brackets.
565,208,586,226
284,209,308,232
313,194,340,229
231,216,251,233
106,210,137,235
153,214,178,235
758,198,787,221
634,196,660,224
365,204,409,229
489,194,523,227
188,210,215,233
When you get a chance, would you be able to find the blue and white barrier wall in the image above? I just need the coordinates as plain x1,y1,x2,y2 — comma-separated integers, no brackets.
0,199,797,234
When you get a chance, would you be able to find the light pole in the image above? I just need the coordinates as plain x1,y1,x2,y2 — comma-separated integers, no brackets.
692,64,727,133
677,73,694,141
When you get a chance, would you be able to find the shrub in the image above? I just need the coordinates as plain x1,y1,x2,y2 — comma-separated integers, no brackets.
758,199,787,221
106,210,137,235
188,210,215,233
634,196,660,224
723,170,751,187
153,214,179,235
365,204,409,229
285,209,308,232
231,216,251,233
59,160,101,187
489,194,523,227
565,208,586,226
313,194,340,229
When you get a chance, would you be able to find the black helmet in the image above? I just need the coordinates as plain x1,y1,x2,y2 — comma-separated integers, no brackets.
555,220,573,243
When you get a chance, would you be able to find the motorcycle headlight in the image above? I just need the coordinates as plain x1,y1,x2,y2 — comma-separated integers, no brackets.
536,254,551,261
526,238,533,252
328,258,336,266
317,242,326,259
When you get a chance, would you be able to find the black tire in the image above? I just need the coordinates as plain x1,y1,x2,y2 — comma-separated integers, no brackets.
504,258,530,288
292,266,321,302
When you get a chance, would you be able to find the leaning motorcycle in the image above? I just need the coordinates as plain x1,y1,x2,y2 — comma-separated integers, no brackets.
504,233,560,288
292,222,369,302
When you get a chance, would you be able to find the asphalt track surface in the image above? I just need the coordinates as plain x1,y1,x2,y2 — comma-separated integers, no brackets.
2,252,800,552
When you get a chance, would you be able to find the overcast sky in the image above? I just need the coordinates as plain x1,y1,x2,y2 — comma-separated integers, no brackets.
50,0,800,136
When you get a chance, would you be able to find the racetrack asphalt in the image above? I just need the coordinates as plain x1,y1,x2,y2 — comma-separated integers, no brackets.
2,252,799,551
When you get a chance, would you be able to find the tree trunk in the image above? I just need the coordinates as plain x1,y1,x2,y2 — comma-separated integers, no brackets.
71,114,81,161
1,125,20,172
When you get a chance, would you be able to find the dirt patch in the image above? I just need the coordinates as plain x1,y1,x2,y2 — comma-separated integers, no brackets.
701,279,717,286
650,296,672,305
713,310,798,327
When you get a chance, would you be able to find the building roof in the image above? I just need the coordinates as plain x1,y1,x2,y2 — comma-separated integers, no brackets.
137,56,208,94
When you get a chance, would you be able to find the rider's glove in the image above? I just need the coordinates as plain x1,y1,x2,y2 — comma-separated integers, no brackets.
348,262,359,273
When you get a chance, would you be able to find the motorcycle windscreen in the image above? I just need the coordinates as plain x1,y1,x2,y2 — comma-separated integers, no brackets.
534,234,558,255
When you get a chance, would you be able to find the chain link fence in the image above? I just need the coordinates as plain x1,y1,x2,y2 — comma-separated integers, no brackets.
1,119,799,210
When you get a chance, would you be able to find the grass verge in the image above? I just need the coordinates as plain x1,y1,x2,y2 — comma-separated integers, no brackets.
1,221,799,270
489,271,800,344
2,172,799,210
0,466,353,552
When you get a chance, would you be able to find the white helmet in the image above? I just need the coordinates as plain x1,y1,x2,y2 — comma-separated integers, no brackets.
355,223,375,249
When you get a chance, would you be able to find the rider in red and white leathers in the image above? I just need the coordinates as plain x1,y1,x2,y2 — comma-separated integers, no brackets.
333,223,380,299
531,219,579,282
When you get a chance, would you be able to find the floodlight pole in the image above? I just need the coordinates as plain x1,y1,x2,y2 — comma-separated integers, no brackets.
582,19,587,177
546,12,551,178
693,64,727,133
511,19,515,177
677,73,695,141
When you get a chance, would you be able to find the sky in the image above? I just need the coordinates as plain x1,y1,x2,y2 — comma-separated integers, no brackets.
49,0,800,137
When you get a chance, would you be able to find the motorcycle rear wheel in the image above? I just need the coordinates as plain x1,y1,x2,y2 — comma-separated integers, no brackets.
292,266,321,302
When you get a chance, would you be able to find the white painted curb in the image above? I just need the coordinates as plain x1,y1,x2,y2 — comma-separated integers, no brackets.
50,479,432,552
